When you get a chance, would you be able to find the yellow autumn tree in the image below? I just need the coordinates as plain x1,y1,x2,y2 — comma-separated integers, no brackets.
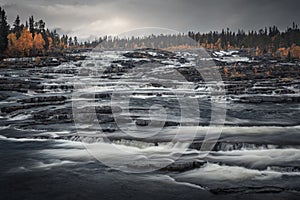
7,33,18,56
18,29,33,56
33,33,45,53
47,36,53,51
216,38,222,50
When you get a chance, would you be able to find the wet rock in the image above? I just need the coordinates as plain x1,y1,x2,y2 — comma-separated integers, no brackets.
0,93,9,101
147,82,164,88
1,101,67,114
212,142,277,151
176,67,203,82
31,107,76,124
104,64,127,74
178,57,187,64
43,84,74,91
164,121,180,127
161,160,206,172
136,119,150,126
97,115,115,123
239,96,300,103
75,106,122,115
210,186,284,194
95,106,122,114
79,93,111,99
274,89,296,94
18,96,67,103
0,78,43,92
123,48,176,59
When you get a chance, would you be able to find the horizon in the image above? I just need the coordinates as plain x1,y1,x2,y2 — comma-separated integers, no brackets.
1,1,300,200
1,0,300,40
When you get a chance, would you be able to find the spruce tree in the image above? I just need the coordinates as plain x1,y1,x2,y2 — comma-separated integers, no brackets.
29,16,35,37
0,7,10,55
13,15,22,38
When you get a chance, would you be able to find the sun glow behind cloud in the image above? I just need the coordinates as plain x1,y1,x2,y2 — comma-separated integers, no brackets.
74,17,132,39
1,0,300,40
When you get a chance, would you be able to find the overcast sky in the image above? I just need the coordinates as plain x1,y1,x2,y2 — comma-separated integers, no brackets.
1,0,299,40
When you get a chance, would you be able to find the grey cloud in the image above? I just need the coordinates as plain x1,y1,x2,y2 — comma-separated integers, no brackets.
1,0,299,39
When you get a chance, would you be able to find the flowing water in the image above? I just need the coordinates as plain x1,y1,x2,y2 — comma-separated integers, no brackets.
0,49,300,199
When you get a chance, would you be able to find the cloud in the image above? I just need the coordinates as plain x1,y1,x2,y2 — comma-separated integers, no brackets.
1,0,299,39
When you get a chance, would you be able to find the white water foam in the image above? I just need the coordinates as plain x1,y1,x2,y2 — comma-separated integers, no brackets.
0,135,48,142
175,163,282,181
8,114,31,121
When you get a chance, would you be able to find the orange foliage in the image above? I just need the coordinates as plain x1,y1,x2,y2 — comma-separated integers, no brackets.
164,45,198,51
290,45,300,59
35,56,41,63
18,29,33,56
48,37,53,50
276,47,289,57
7,33,18,55
33,33,45,53
216,38,222,50
255,47,261,56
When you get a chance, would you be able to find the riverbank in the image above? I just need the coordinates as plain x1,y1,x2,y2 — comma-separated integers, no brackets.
0,54,87,69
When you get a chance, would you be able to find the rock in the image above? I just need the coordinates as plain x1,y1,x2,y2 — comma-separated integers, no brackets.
123,48,176,59
176,67,203,82
238,96,300,103
43,84,73,91
210,186,284,194
1,101,66,113
0,93,9,101
147,82,163,88
135,119,150,126
104,64,127,74
0,78,43,92
161,160,206,172
96,106,122,114
18,96,67,103
79,93,111,99
164,121,180,127
178,57,187,64
97,114,115,123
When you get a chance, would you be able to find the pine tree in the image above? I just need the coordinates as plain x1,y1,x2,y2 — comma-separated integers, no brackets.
29,16,35,37
13,15,22,39
0,7,10,55
68,37,73,46
74,36,78,46
41,29,50,50
35,20,45,33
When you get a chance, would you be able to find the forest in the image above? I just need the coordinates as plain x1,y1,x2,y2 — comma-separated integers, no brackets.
0,6,300,59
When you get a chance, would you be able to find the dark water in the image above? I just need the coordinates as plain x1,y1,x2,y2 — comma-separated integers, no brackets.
1,50,300,199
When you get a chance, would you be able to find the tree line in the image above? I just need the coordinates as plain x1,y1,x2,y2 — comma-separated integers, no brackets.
1,6,300,59
95,24,300,59
188,24,300,55
0,7,86,58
